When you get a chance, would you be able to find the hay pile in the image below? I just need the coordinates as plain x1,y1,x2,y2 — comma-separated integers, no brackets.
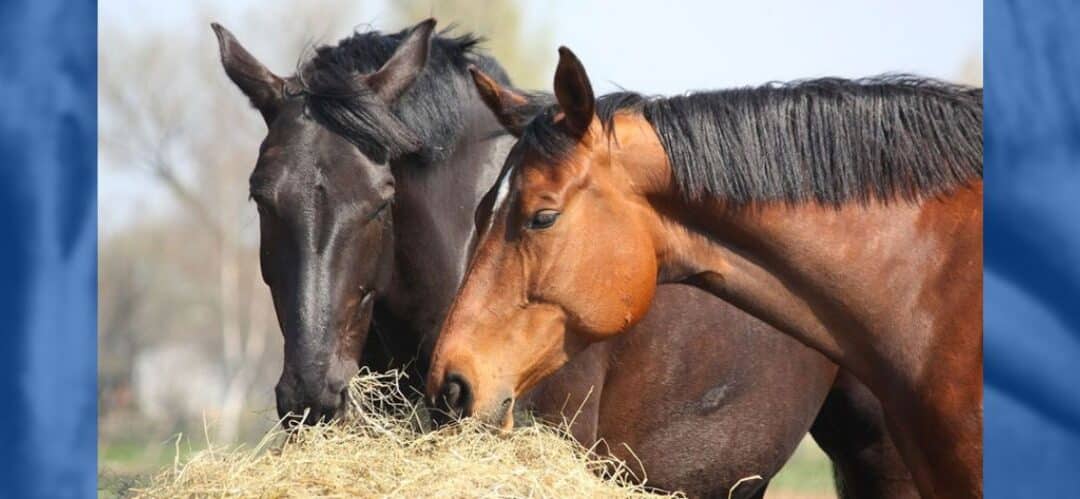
134,369,682,498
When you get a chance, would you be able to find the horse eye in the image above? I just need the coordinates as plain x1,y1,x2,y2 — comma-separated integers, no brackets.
528,209,560,230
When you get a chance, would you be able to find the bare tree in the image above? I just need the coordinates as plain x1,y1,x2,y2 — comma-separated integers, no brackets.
99,0,365,441
390,0,554,89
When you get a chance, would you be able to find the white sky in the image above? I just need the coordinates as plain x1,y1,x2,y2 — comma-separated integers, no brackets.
99,0,982,230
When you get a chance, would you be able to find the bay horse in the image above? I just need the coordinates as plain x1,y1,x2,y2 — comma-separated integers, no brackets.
427,47,982,498
215,21,915,497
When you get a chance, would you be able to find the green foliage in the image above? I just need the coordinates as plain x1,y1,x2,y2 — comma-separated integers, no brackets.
769,438,838,496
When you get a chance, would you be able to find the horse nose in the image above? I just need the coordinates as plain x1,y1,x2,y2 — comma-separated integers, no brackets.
434,372,473,422
275,376,347,427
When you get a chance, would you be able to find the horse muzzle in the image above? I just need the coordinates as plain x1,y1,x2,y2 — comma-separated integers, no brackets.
275,373,349,427
428,371,515,431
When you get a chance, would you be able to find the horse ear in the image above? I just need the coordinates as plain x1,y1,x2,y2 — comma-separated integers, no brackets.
470,66,531,137
553,46,595,137
365,18,436,103
211,23,284,123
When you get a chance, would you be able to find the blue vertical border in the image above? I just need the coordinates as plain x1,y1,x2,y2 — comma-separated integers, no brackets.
0,0,97,496
985,0,1080,497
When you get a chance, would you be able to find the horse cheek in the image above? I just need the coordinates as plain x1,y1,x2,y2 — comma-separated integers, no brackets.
624,241,658,331
599,229,658,338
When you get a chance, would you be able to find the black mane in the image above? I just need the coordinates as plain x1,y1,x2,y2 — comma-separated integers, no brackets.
295,26,510,164
521,76,983,205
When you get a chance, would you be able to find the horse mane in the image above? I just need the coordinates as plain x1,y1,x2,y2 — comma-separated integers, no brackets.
295,26,510,164
521,76,984,205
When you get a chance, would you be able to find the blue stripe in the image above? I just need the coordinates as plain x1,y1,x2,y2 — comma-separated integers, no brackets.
0,1,97,496
985,0,1080,496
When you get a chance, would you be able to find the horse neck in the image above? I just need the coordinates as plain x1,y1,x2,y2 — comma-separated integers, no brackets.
687,191,977,384
617,126,982,387
380,90,515,363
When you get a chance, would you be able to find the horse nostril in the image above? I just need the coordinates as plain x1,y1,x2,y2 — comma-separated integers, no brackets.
444,381,461,407
440,373,472,417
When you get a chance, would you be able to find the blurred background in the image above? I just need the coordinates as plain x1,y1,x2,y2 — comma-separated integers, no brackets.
97,1,981,496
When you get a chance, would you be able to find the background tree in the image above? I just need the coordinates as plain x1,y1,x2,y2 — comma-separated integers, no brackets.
389,0,554,89
99,0,368,443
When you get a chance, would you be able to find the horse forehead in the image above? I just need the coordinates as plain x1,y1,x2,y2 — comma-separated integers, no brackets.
322,155,387,190
518,158,580,195
267,103,350,160
253,159,386,220
260,124,386,194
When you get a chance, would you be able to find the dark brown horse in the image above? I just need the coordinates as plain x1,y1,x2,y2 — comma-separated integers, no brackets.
215,21,915,497
429,48,982,498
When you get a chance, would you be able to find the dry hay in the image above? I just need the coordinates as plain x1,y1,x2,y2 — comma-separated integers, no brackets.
133,369,684,498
